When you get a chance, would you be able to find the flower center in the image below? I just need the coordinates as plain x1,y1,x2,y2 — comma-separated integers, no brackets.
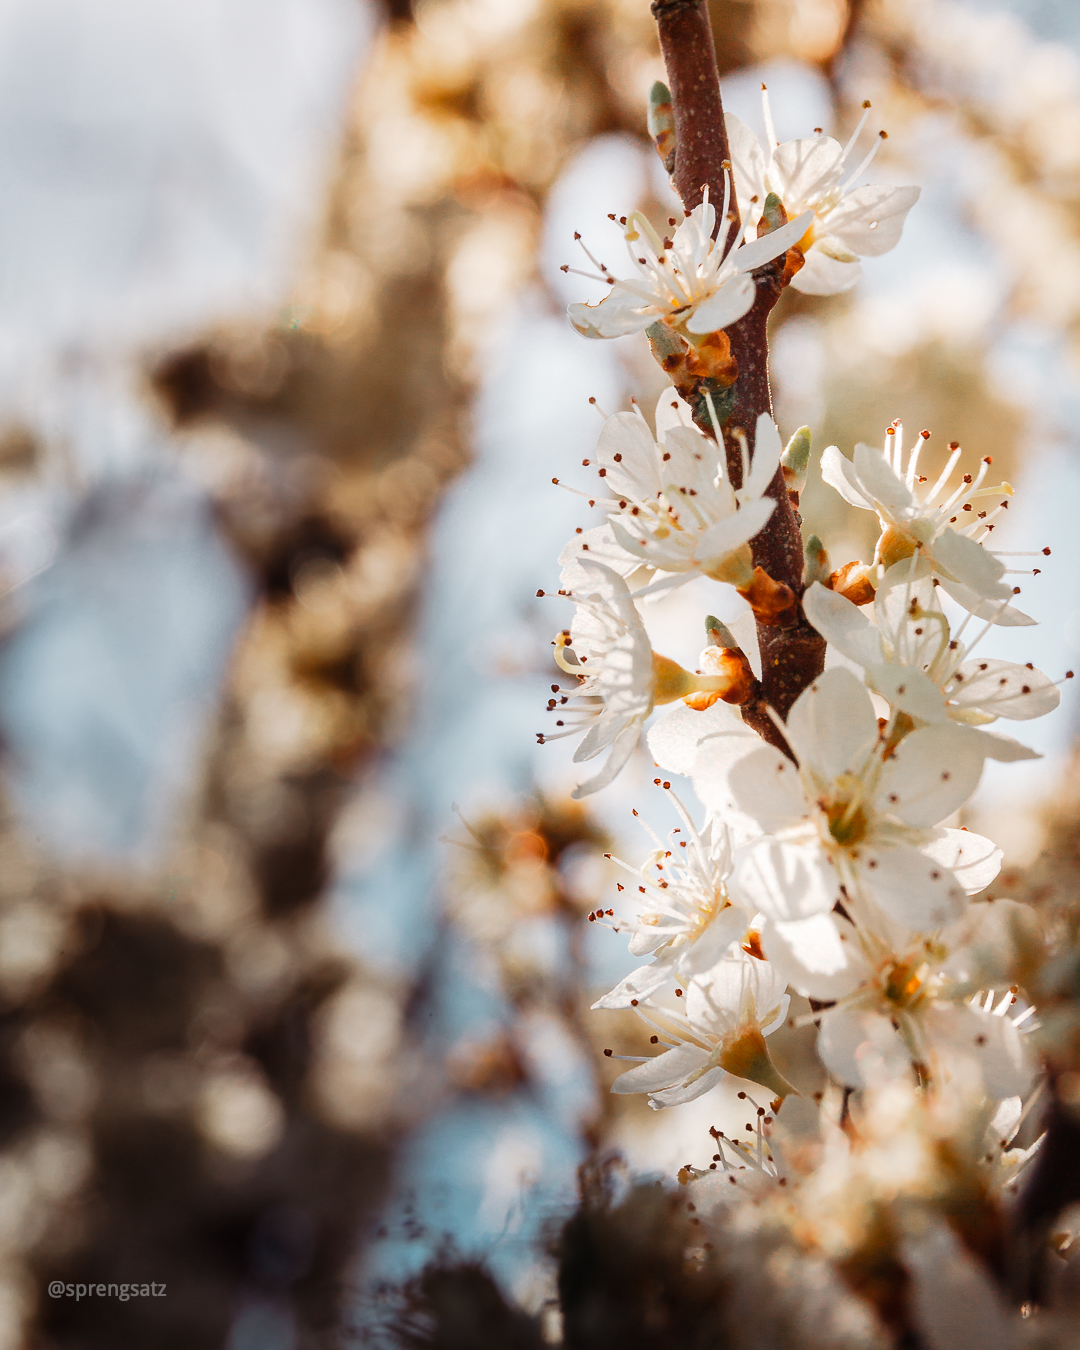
824,795,868,847
882,960,927,1009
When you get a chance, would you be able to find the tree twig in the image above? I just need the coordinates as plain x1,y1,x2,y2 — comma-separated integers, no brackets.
651,0,825,740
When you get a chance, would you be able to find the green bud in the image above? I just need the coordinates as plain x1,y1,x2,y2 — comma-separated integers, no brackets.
803,533,831,587
705,616,739,649
757,191,789,236
781,425,812,494
648,82,676,173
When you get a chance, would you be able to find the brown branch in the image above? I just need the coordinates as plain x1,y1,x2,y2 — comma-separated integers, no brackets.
652,0,825,742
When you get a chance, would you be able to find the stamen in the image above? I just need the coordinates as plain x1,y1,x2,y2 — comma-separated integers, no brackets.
839,99,873,164
760,83,778,150
840,129,887,190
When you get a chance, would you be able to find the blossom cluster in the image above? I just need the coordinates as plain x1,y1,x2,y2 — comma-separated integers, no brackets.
539,86,1062,1150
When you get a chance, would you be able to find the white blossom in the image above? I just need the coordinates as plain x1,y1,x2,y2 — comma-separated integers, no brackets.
545,559,744,797
803,561,1060,759
567,184,812,340
608,949,791,1109
762,904,1035,1098
690,667,1000,934
820,421,1034,623
592,794,751,1009
726,92,920,296
558,390,779,596
542,559,655,797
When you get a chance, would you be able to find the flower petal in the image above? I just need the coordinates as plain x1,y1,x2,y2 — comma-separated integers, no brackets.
725,114,766,222
684,273,756,334
731,208,814,272
950,658,1059,721
858,843,968,931
820,444,875,510
822,183,920,257
743,412,783,501
878,724,984,826
695,495,774,566
596,410,665,499
789,249,861,295
646,699,751,778
922,827,1002,896
785,666,879,782
869,663,949,723
648,1065,727,1108
732,839,839,922
571,720,641,798
770,137,845,207
802,582,886,668
568,283,653,339
726,745,808,833
818,1007,910,1089
934,576,1035,625
592,959,674,1010
611,1040,709,1094
924,1002,1034,1100
853,442,915,514
931,527,1006,596
762,912,870,1000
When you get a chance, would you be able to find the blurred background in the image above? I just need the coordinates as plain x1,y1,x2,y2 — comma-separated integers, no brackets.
0,0,1078,1344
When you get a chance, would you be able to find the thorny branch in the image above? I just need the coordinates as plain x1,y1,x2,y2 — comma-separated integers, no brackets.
651,0,826,742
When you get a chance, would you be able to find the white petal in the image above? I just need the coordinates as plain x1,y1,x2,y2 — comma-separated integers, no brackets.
678,906,747,977
789,248,861,295
858,843,968,931
648,1065,727,1108
695,496,774,565
853,442,915,514
950,658,1060,721
770,137,845,206
654,386,695,442
925,1003,1034,1100
696,947,788,1023
567,284,653,339
879,724,984,826
802,582,885,668
559,524,639,583
573,713,625,763
785,666,879,782
731,208,814,272
869,664,949,723
571,720,641,798
934,576,1035,625
818,1007,910,1088
685,273,757,334
725,114,766,221
822,183,920,257
596,411,664,500
931,527,1006,595
762,912,870,1000
592,959,673,1010
690,730,773,843
820,444,875,510
646,699,750,778
611,1041,708,1094
923,828,1002,896
959,728,1040,762
726,745,808,832
732,839,838,922
743,412,783,501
